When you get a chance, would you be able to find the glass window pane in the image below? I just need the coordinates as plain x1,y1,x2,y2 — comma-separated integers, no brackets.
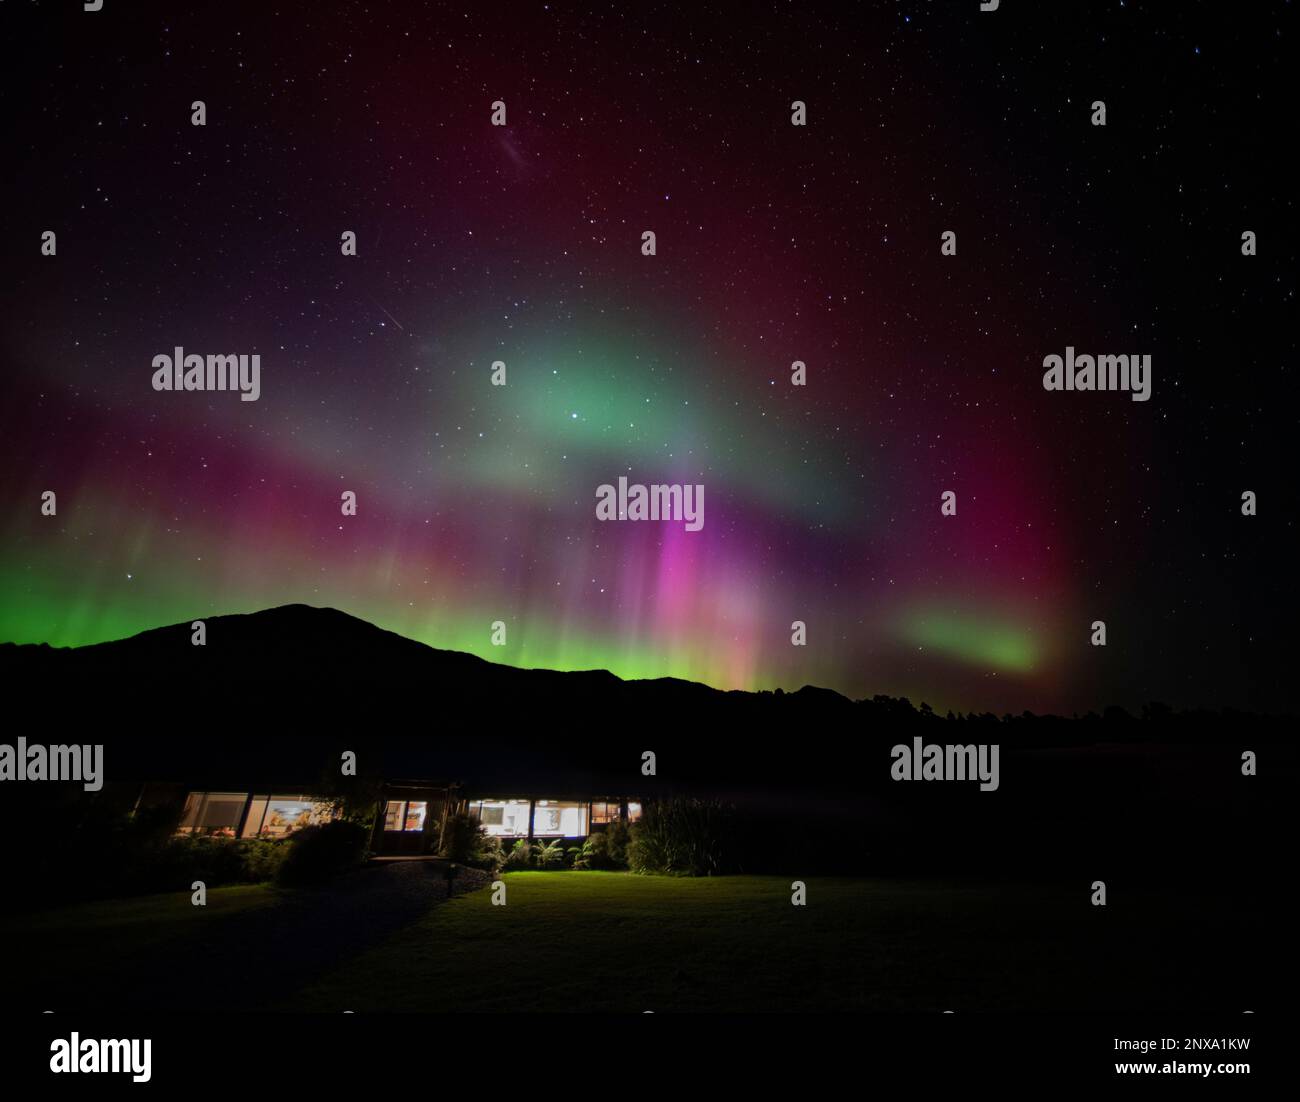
533,800,589,837
475,799,531,837
627,802,643,823
178,792,203,832
240,797,269,838
404,801,428,832
255,796,332,838
383,801,405,832
199,793,248,838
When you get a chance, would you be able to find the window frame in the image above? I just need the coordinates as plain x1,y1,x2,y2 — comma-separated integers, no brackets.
531,799,590,838
177,791,250,838
382,799,430,834
467,798,532,838
591,799,623,825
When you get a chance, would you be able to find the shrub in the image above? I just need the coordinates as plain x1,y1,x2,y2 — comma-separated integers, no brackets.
146,836,242,891
440,814,481,862
469,833,506,873
123,803,188,850
504,838,534,870
439,815,506,873
627,797,739,876
574,820,633,870
128,835,290,894
626,819,673,876
604,820,632,867
276,820,371,886
498,836,565,870
240,838,290,883
533,837,566,869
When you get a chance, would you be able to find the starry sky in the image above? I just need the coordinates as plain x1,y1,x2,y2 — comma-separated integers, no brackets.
0,1,1294,715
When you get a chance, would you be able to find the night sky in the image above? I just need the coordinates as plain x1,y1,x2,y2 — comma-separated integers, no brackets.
1,2,1294,716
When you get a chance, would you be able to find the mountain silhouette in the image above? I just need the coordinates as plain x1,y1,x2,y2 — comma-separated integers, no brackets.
0,604,826,718
3,605,1294,890
0,604,1288,735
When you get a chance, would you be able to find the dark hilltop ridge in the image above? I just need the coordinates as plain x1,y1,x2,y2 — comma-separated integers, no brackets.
2,605,1294,886
0,603,1290,735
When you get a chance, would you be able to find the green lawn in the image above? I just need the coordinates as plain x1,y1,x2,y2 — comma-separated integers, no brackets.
298,872,1248,1013
6,874,1254,1012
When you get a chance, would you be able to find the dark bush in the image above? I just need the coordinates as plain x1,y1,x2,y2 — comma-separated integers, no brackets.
503,838,534,870
603,820,632,867
468,833,505,873
116,835,290,895
574,820,633,870
240,838,291,883
276,820,371,886
123,803,188,849
627,797,739,876
439,813,479,861
439,814,504,872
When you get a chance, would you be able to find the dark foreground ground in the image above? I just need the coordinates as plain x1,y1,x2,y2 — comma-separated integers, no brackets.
4,862,492,1012
3,869,1279,1013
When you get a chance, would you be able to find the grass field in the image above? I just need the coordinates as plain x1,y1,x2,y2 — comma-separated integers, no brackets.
4,873,1259,1012
297,872,1253,1013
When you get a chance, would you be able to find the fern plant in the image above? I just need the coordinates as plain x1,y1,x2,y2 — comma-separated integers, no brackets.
533,836,566,869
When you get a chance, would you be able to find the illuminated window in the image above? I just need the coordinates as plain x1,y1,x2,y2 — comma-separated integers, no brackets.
245,797,268,834
178,792,204,832
382,800,428,833
467,799,531,837
177,792,248,838
404,801,427,832
591,800,621,824
242,795,337,838
533,800,589,837
627,802,643,823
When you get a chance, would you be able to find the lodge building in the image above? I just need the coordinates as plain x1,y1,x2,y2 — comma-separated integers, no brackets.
170,780,643,856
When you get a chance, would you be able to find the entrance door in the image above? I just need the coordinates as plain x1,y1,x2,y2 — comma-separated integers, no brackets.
376,797,439,855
